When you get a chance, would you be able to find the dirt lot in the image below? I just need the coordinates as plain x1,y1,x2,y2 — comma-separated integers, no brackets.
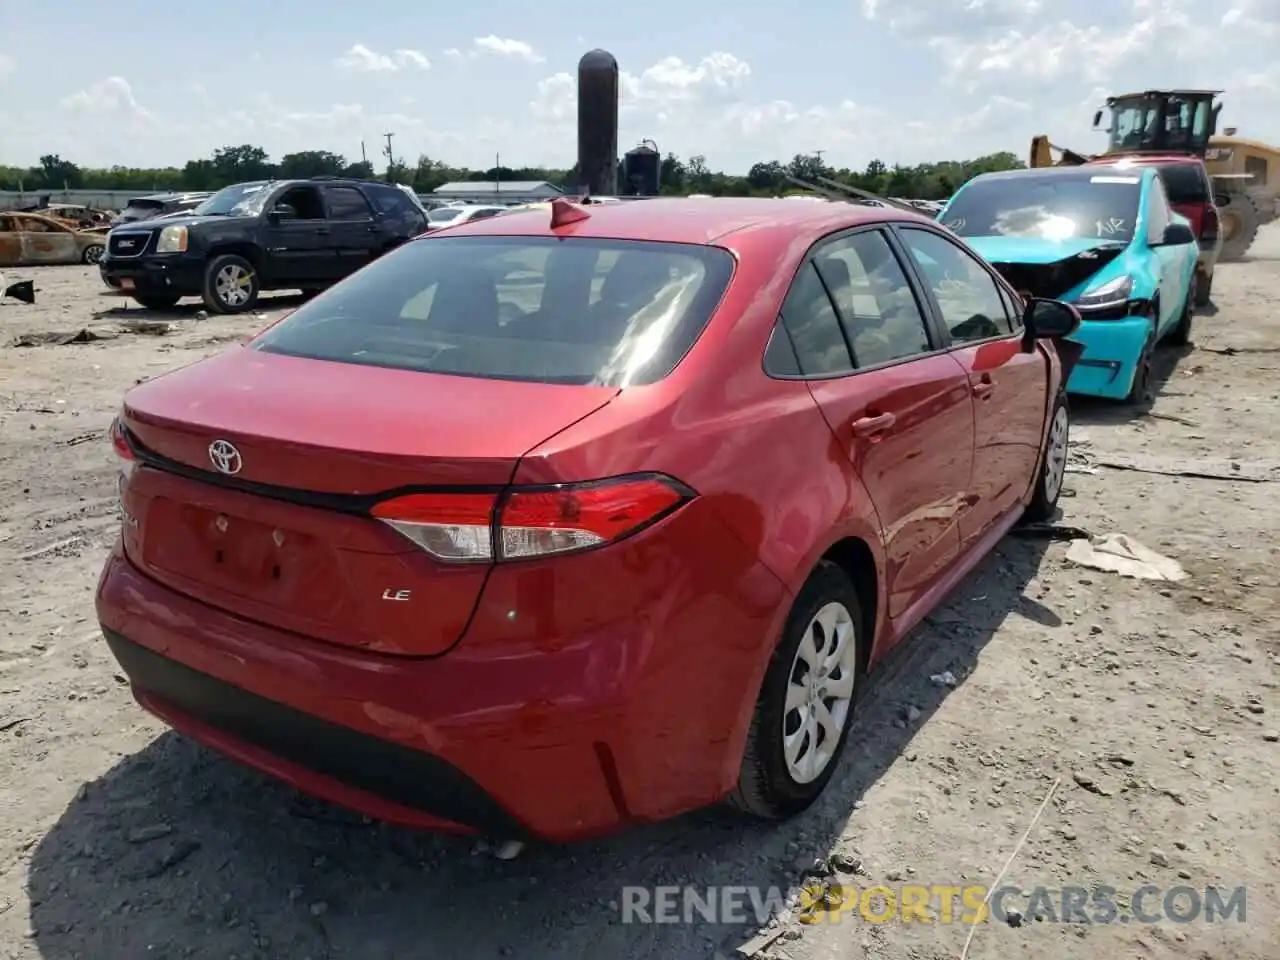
1,240,1277,960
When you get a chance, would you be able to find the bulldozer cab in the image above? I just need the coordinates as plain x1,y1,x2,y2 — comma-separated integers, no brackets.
1093,90,1222,157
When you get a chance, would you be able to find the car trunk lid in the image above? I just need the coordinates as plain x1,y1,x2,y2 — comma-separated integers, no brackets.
119,348,618,656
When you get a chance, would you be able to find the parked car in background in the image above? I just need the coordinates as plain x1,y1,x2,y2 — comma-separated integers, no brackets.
1086,155,1221,307
424,204,508,230
98,177,429,312
0,212,107,266
940,165,1198,403
98,197,1081,841
111,192,212,226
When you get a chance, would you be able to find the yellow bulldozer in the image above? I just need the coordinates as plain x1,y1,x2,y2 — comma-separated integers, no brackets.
1030,89,1279,261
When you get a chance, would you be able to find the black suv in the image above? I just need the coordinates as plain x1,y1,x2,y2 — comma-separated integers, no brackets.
99,177,429,313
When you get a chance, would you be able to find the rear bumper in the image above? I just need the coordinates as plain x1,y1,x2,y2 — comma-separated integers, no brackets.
95,518,787,840
1064,314,1152,400
99,254,205,297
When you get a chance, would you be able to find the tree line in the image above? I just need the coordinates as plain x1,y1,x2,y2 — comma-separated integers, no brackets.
0,145,1025,201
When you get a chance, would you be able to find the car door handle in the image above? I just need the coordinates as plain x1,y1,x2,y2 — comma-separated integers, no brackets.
314,226,330,235
972,374,994,399
852,412,896,438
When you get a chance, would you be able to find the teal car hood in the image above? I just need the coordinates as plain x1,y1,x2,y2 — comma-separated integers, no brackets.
965,234,1139,302
964,235,1127,265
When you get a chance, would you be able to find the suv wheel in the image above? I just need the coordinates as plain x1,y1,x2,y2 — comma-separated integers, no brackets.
203,254,260,314
728,562,863,820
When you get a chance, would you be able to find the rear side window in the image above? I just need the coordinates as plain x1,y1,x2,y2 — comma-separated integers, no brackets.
776,261,854,376
252,236,734,387
325,186,373,220
1158,163,1209,204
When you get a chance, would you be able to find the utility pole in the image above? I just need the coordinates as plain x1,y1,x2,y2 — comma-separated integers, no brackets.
360,139,368,170
495,152,500,196
382,132,396,182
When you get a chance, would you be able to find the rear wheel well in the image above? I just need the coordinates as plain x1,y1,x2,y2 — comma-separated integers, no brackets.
820,537,878,673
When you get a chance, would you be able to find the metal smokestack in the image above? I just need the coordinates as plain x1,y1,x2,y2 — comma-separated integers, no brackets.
577,49,619,196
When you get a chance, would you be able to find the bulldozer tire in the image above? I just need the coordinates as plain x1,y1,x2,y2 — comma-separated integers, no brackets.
1219,193,1261,262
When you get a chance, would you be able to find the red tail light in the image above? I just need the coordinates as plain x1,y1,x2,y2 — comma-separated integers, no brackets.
110,416,135,461
371,474,694,562
1202,205,1219,243
110,416,137,485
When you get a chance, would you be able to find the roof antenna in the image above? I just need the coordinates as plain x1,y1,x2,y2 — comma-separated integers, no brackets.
550,197,591,229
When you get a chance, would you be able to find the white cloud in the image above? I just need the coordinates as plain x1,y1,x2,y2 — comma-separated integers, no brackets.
1222,0,1280,35
474,35,543,62
0,54,14,78
4,10,1276,178
334,43,430,72
531,53,751,122
60,76,149,117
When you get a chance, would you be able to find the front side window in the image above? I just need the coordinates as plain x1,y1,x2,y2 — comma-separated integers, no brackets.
812,229,932,367
252,235,734,388
898,228,1014,344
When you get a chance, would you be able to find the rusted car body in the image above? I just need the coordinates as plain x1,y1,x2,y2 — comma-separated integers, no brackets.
0,212,107,266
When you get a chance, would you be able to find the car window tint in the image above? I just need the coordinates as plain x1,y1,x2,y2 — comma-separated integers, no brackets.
1158,164,1208,204
777,261,854,376
898,228,1014,343
252,236,734,388
763,322,801,376
998,284,1025,329
325,186,373,220
813,230,931,367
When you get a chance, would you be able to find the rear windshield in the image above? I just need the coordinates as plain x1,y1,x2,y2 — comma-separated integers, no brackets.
1157,163,1208,204
428,207,464,222
252,235,735,387
118,200,165,220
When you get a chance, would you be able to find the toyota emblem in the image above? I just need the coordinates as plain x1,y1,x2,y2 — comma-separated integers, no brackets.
208,439,243,475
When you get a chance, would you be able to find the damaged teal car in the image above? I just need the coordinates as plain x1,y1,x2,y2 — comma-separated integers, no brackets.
938,165,1198,402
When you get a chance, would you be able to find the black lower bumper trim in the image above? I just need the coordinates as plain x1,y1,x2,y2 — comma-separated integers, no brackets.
103,628,531,839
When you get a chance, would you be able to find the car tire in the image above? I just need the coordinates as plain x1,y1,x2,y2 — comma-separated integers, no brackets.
728,561,864,821
1167,276,1194,346
1024,390,1069,523
202,254,260,315
1126,310,1156,407
133,294,181,310
82,244,104,265
1194,271,1212,308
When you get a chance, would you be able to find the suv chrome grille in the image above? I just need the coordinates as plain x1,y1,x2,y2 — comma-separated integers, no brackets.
108,231,152,258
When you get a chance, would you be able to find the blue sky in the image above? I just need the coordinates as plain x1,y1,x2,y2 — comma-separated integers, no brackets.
1,0,1277,174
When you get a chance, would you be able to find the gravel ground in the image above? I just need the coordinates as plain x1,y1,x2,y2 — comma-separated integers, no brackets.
1,237,1277,960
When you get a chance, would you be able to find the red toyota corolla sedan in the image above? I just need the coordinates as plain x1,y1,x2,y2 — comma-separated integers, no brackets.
97,197,1081,842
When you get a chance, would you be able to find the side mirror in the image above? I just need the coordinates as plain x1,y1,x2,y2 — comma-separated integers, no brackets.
266,211,281,225
1156,222,1196,246
1092,109,1104,129
1022,298,1081,343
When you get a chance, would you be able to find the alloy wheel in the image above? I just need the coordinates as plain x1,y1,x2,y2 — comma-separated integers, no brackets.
1043,403,1069,503
783,601,857,784
215,263,253,307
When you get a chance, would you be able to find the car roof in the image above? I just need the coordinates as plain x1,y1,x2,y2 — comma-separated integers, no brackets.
431,196,929,245
1089,154,1205,167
